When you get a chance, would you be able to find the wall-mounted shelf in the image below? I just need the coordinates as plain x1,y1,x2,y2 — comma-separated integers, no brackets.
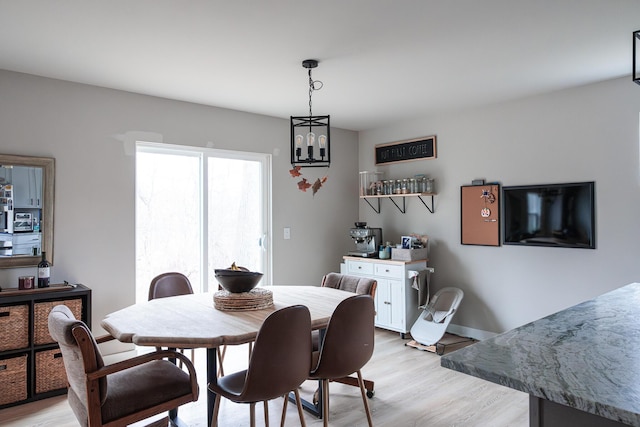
360,193,437,214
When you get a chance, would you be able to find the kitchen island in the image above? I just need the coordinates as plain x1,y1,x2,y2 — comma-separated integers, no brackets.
441,282,640,427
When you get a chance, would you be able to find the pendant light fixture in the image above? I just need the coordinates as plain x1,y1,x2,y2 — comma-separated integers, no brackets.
291,59,330,167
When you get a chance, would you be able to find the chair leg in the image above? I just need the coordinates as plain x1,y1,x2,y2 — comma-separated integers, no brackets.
293,388,307,427
322,379,330,427
264,400,269,427
356,370,374,427
217,347,225,377
250,402,256,427
280,394,288,427
211,394,222,427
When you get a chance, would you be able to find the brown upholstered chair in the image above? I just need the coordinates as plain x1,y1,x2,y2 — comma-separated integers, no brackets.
149,271,226,376
314,272,376,396
309,294,375,427
320,272,377,297
208,305,312,427
48,304,199,427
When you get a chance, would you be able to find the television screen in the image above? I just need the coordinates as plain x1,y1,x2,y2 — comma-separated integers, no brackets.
502,182,595,249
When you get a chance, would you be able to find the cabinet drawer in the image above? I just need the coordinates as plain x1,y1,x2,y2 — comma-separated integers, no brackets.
0,305,29,351
34,299,83,345
0,354,27,405
347,260,374,275
35,349,67,394
374,263,404,279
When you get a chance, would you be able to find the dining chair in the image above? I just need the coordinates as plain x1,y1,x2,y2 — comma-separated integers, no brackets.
208,304,312,427
309,294,375,427
48,304,199,427
313,272,376,396
149,272,226,376
320,272,377,297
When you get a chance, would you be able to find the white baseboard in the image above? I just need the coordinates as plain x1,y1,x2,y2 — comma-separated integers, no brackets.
446,323,497,341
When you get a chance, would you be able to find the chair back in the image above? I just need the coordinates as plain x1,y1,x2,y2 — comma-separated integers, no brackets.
48,305,107,421
321,272,377,297
149,272,193,300
312,294,375,379
240,305,311,402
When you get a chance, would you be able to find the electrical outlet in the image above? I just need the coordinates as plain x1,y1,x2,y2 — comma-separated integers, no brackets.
284,227,291,240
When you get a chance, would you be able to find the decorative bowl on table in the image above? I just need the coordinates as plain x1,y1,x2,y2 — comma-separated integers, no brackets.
214,267,263,293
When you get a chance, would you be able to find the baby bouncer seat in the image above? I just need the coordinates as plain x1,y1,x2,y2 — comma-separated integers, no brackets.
410,286,464,347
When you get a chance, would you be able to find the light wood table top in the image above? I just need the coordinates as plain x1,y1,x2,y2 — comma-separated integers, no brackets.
101,285,355,349
102,285,360,425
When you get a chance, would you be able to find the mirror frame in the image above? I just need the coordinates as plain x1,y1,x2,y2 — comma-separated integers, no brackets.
0,154,54,268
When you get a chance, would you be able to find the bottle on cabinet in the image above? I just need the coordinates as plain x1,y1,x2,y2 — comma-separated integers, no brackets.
37,251,50,288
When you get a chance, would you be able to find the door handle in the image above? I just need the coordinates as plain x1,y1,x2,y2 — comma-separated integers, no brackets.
258,234,267,251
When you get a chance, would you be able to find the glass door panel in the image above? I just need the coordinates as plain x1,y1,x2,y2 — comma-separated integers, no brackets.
207,155,267,288
135,149,202,302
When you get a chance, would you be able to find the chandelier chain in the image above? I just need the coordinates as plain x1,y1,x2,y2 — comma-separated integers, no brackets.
308,69,313,117
306,68,324,117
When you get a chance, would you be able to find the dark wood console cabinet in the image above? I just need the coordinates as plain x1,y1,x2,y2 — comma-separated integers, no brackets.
0,284,91,408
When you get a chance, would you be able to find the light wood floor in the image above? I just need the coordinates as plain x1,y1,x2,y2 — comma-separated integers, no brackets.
0,329,528,426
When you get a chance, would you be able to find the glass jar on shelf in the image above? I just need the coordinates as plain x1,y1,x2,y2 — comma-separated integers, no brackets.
359,171,384,196
382,180,389,195
394,179,402,194
409,178,416,194
420,177,428,193
425,178,435,193
401,179,408,194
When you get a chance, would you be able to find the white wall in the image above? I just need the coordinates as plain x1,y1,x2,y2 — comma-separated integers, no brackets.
0,70,359,344
359,77,640,335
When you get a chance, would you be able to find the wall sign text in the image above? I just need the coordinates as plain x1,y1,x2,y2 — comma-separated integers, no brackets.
375,135,437,165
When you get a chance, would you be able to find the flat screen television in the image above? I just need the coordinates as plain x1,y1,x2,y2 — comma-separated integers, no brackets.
502,182,595,249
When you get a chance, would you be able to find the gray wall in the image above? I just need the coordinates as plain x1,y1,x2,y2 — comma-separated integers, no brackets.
2,68,638,342
359,76,640,336
0,70,359,342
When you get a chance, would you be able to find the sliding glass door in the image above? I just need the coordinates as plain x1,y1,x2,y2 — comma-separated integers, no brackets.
135,143,271,302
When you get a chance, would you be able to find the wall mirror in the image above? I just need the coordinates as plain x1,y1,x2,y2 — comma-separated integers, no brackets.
0,154,54,268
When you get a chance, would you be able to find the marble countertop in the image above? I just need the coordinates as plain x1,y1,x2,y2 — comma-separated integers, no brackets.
441,282,640,426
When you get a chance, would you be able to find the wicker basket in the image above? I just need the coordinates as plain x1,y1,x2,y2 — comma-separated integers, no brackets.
35,348,68,394
0,305,29,352
34,299,83,345
0,354,28,405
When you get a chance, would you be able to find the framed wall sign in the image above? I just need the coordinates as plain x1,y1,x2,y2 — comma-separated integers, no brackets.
375,135,436,165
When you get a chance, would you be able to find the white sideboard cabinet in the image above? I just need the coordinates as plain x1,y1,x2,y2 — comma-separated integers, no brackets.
342,256,427,337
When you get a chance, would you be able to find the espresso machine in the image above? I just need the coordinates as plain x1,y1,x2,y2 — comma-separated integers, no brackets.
348,222,382,257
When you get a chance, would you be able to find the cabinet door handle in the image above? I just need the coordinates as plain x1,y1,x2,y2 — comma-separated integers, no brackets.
384,301,391,305
0,312,9,317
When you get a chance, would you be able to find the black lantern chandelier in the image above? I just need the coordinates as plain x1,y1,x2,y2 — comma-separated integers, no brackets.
291,59,330,168
634,30,640,85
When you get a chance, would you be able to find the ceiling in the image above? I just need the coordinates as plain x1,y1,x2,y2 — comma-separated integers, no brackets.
1,1,639,131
